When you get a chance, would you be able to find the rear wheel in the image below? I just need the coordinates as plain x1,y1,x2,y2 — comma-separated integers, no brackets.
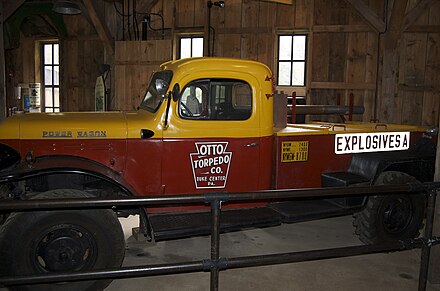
0,189,125,291
353,171,425,244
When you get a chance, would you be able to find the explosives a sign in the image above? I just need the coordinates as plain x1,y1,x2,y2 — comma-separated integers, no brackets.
190,142,232,189
335,132,410,154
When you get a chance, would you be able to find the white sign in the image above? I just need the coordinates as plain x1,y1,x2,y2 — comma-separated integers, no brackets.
190,142,232,189
335,132,410,155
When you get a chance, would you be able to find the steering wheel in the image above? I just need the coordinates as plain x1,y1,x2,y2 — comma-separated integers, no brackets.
180,102,193,117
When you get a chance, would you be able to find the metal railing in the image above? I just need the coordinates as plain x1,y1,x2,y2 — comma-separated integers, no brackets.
0,182,440,291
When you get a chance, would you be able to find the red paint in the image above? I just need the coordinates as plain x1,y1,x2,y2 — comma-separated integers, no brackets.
19,139,127,173
275,135,352,189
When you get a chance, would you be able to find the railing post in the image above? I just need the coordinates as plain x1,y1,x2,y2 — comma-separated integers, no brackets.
210,198,221,291
418,188,437,291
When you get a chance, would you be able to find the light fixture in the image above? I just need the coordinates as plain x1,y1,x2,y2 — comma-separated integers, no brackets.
207,1,225,56
207,1,225,8
52,0,81,15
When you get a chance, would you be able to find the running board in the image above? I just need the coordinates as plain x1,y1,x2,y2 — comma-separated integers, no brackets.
150,200,357,241
150,207,282,241
269,199,356,223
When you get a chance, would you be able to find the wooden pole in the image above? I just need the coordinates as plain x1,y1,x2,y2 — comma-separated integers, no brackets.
0,0,6,121
378,0,407,123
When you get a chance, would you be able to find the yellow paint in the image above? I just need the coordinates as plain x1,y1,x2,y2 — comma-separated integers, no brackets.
275,122,428,137
161,58,274,139
281,141,309,162
0,58,275,141
0,57,428,143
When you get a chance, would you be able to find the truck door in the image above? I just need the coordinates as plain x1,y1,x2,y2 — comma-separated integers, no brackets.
162,78,263,194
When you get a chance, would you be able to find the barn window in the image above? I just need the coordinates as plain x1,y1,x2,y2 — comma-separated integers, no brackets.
179,36,204,59
277,34,307,86
42,42,60,112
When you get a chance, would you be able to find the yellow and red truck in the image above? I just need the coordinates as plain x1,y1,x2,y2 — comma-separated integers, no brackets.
0,58,436,290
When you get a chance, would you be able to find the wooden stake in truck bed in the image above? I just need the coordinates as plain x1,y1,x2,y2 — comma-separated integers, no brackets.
0,58,436,291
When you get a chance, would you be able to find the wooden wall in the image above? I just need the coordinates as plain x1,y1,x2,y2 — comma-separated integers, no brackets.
4,0,440,128
114,40,171,110
61,15,105,111
397,0,440,126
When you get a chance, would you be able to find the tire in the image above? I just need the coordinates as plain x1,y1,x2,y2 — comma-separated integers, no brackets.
0,189,125,291
353,171,425,245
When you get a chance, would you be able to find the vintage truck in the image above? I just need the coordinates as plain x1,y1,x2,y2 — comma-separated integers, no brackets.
0,57,436,291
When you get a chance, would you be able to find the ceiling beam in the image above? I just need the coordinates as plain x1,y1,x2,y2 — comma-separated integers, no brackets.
403,0,438,31
2,0,25,21
342,0,386,32
82,0,115,56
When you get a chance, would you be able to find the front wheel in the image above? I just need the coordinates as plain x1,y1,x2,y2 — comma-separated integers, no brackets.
0,189,125,291
353,171,425,244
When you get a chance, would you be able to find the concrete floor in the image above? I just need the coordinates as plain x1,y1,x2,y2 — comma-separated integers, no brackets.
106,215,440,291
1,215,438,290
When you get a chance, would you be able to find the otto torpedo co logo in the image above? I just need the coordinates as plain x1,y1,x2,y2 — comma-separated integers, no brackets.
190,142,232,189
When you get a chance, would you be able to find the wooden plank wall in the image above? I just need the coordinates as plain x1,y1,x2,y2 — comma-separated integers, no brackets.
5,37,37,111
114,40,172,111
60,13,105,112
397,0,440,126
4,0,439,127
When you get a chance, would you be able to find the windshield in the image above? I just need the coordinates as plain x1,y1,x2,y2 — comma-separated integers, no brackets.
139,70,173,112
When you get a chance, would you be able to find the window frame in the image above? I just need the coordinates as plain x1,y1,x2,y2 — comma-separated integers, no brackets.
41,42,60,112
276,33,308,87
178,78,253,121
178,35,204,59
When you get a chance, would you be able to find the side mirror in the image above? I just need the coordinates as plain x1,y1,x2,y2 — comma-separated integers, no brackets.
172,83,180,101
155,79,169,97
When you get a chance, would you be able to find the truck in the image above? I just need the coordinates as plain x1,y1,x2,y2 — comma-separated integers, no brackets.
0,57,436,291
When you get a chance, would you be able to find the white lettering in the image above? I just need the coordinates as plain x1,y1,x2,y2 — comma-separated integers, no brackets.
335,132,410,154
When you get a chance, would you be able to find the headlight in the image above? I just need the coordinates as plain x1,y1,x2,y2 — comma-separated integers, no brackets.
0,144,20,170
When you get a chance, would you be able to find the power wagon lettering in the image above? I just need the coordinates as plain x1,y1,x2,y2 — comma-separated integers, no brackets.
190,142,232,189
42,131,107,138
335,132,410,154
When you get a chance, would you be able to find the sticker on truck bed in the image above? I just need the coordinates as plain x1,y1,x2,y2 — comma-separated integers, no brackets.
335,132,410,155
190,142,232,189
281,141,309,162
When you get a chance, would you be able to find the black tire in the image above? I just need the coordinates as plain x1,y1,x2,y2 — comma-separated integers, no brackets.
0,189,125,291
353,171,425,245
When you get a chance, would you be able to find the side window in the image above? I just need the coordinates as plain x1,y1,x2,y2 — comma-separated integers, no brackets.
179,79,252,121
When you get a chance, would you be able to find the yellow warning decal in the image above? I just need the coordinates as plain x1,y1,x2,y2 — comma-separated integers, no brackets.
281,141,309,162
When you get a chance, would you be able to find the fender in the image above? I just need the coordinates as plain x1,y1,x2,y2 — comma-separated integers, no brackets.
347,136,436,183
0,143,21,171
0,155,136,196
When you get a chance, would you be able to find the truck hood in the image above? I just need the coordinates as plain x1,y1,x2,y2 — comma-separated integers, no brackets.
0,112,128,140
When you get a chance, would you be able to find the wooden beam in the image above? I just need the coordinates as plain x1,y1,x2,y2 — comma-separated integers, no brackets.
136,0,160,14
261,0,293,4
403,0,438,32
2,0,25,21
405,25,440,33
314,25,372,33
0,0,6,120
82,0,115,56
379,0,407,123
311,82,376,90
342,0,386,32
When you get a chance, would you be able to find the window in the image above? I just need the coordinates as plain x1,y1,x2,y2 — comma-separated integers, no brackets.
179,36,204,59
179,79,252,121
140,70,173,112
277,34,307,86
42,43,60,112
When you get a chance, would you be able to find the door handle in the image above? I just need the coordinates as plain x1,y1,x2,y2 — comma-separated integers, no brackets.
245,142,258,147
